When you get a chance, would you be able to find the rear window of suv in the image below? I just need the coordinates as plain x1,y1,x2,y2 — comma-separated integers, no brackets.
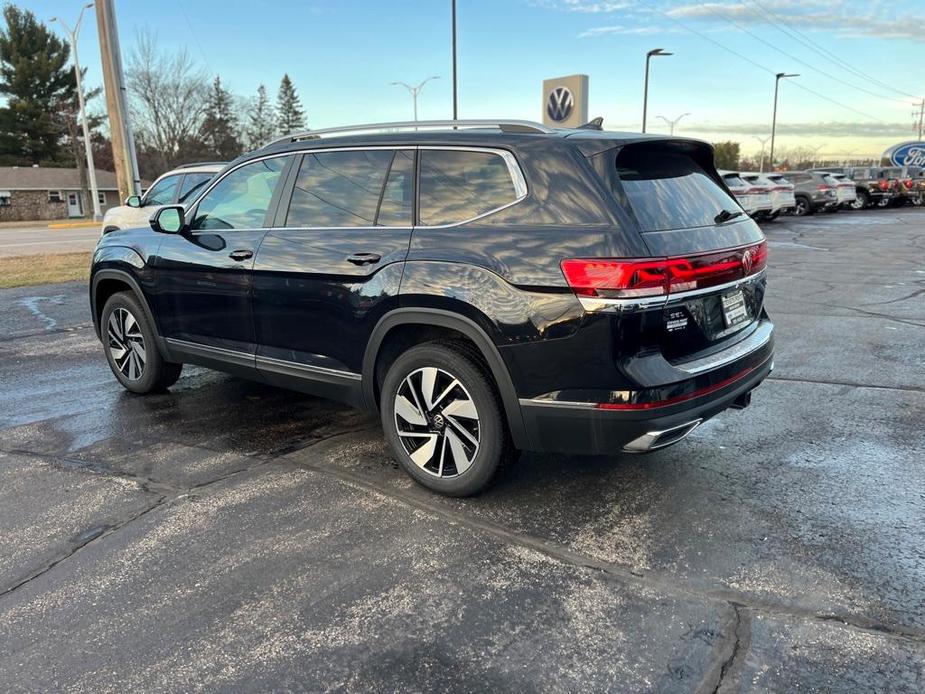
418,149,521,226
614,149,740,232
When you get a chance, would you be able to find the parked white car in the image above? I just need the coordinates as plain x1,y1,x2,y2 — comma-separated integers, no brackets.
100,162,224,233
822,172,858,208
719,170,773,219
741,172,796,220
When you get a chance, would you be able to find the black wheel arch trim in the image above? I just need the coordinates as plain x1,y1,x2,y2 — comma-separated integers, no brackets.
90,268,161,346
363,307,529,449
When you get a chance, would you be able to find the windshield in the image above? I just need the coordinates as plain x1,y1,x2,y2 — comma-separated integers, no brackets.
614,150,740,232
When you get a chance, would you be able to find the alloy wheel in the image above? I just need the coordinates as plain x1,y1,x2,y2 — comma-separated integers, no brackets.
108,307,146,381
393,366,480,478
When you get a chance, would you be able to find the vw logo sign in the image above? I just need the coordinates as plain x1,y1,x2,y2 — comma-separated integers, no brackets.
889,142,925,167
546,86,574,122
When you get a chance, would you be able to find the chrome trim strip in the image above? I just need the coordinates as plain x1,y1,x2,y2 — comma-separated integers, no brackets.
674,321,773,375
577,269,767,313
255,354,361,381
165,338,361,381
519,398,595,409
194,146,528,231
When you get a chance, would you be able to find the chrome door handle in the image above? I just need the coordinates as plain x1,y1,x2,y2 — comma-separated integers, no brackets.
229,249,254,261
346,252,382,266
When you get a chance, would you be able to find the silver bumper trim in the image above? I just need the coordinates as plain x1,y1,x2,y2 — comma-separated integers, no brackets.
674,320,774,376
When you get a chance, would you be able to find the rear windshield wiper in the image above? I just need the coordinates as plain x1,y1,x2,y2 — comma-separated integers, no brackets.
714,209,744,224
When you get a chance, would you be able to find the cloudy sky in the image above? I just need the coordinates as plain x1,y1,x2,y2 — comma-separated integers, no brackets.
38,0,925,158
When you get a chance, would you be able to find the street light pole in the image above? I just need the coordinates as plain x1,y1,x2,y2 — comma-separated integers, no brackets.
390,77,441,123
754,135,771,173
655,112,690,135
642,48,672,133
52,3,101,221
769,72,799,173
451,0,458,120
809,144,825,168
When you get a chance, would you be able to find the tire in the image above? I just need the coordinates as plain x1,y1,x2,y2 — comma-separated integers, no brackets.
766,211,780,221
101,291,182,394
380,341,512,496
876,197,890,208
851,190,869,210
793,196,811,216
912,195,923,207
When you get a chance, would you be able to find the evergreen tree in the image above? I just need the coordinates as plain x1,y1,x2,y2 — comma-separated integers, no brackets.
246,84,276,149
200,76,241,160
0,4,77,164
276,74,306,135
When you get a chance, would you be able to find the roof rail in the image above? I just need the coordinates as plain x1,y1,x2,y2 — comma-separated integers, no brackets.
173,161,227,169
263,119,556,148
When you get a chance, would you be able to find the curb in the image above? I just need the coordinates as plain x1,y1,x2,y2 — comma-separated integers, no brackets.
47,221,100,229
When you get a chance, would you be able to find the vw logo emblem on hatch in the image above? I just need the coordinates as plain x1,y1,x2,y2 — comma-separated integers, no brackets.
546,86,574,122
741,249,754,274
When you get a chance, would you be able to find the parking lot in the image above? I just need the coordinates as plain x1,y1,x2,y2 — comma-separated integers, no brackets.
0,207,923,691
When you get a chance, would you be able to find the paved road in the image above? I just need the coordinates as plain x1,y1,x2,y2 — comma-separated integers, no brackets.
0,208,923,691
0,224,100,257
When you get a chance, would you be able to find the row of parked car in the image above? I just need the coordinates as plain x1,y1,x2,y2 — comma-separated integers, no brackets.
718,165,925,220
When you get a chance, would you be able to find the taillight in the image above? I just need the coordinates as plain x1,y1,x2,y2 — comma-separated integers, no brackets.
816,184,829,191
561,241,767,299
746,187,766,195
904,178,914,189
879,180,890,191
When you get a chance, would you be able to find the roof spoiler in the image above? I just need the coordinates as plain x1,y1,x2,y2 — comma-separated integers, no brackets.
576,117,604,131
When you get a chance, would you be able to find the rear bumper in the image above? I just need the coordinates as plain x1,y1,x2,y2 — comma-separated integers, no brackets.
518,318,774,456
520,354,772,455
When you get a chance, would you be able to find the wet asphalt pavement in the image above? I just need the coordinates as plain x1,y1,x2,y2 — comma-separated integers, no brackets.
1,207,923,692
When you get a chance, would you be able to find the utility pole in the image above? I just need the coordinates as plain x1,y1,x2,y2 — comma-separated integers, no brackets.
96,0,141,201
914,99,924,140
754,135,771,173
655,113,690,136
390,77,441,123
451,0,458,120
769,72,799,173
642,48,672,133
52,4,101,221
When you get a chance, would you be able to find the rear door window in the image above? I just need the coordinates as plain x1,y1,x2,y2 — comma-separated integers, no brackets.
418,149,521,226
613,149,740,232
285,149,407,227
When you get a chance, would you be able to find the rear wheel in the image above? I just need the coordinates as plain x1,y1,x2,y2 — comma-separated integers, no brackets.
102,291,182,394
851,190,868,210
380,342,512,496
765,211,780,221
793,196,811,216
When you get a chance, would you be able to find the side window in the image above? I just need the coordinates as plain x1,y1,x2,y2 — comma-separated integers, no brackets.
418,149,521,226
376,150,414,226
178,172,214,204
191,157,286,231
143,175,181,206
285,149,397,227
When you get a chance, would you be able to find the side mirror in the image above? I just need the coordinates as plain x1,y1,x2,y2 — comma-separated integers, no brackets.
125,195,142,208
150,205,185,234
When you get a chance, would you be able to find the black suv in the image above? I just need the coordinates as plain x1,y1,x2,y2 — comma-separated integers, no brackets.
90,120,773,496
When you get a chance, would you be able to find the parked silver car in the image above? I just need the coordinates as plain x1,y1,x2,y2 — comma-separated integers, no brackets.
741,172,796,220
100,162,225,234
718,170,773,218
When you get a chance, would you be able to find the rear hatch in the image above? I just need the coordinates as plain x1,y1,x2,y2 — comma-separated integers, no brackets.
583,140,768,365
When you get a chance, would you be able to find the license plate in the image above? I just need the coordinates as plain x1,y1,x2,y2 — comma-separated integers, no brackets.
721,290,749,328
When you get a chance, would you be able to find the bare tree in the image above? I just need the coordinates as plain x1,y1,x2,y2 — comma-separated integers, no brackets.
126,31,208,172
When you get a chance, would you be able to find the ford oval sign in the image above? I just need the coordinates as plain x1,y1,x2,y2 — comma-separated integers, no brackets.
884,141,925,167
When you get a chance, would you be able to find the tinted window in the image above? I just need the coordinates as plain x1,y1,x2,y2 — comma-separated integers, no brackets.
286,149,397,227
143,175,181,206
191,157,286,230
418,150,519,226
376,150,414,226
615,150,739,232
178,172,214,204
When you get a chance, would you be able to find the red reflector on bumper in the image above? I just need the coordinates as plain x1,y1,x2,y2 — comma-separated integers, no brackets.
596,365,756,411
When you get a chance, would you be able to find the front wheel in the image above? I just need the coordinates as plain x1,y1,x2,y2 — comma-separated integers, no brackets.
380,342,512,496
101,291,182,394
851,190,868,210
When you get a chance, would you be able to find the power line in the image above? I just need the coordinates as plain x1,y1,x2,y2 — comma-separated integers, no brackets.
695,2,910,107
635,0,884,122
745,0,923,102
